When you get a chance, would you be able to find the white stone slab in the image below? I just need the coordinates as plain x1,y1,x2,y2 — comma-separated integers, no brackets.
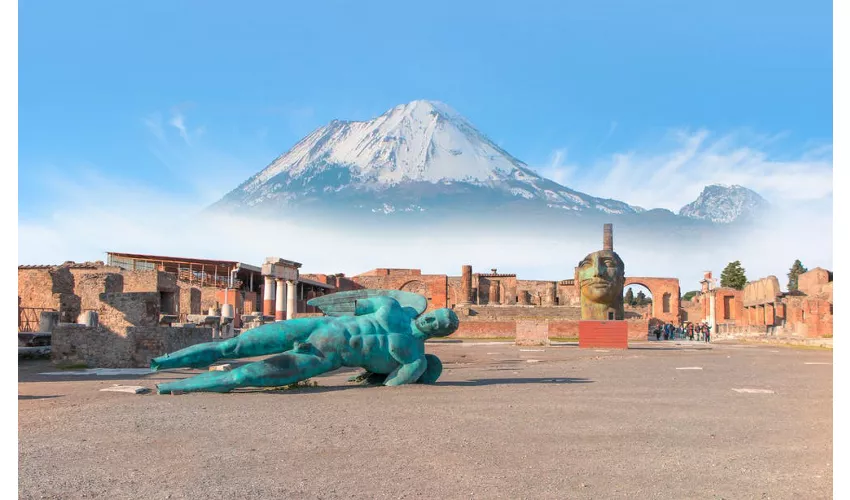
526,359,541,363
40,368,153,376
519,349,545,352
676,367,703,370
100,385,150,394
804,362,832,365
209,364,233,371
732,388,775,394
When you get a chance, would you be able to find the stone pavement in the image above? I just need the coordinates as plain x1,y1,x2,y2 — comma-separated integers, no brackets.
18,341,832,499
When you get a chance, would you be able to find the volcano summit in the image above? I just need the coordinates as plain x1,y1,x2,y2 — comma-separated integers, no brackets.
212,100,642,219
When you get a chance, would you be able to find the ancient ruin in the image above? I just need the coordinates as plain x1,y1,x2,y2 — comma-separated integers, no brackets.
683,268,833,340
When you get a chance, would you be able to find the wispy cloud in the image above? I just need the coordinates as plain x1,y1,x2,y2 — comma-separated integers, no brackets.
537,129,833,210
169,112,191,145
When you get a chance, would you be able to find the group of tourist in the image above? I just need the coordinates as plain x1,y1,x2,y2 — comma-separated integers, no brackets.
650,321,711,342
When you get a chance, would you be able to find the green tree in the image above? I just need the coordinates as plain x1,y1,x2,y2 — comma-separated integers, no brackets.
636,290,647,305
787,259,808,291
720,261,747,290
682,290,699,301
624,287,635,305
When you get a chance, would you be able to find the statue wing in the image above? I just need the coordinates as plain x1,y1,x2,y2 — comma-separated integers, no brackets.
307,289,428,317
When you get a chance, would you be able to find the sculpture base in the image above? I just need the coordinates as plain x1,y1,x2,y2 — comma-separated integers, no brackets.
578,320,628,349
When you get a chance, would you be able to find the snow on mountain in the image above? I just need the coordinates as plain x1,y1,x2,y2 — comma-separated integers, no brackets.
215,100,639,216
678,184,769,223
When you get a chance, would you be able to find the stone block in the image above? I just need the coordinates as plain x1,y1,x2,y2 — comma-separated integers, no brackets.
578,320,628,349
515,320,550,346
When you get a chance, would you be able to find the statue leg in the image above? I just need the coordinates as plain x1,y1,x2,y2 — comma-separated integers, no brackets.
151,318,326,371
416,354,443,384
156,348,341,394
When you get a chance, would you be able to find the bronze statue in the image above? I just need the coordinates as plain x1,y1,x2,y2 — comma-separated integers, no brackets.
578,223,625,320
151,290,458,394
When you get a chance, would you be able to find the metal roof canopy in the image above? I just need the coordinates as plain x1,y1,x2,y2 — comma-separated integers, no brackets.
106,252,260,271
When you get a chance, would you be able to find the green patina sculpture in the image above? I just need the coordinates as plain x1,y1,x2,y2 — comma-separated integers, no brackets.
151,290,458,394
578,223,625,320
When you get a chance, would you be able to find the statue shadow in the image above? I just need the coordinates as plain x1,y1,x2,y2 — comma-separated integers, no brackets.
18,394,62,400
437,377,592,387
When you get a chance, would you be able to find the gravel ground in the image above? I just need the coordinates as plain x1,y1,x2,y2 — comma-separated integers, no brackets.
18,340,832,499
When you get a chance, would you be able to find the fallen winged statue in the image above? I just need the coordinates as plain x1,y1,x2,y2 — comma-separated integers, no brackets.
151,290,459,394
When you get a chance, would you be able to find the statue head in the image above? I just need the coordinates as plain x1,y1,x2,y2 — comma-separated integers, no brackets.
413,308,459,339
578,224,625,320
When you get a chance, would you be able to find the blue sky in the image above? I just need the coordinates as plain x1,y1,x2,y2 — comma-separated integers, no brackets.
17,1,834,281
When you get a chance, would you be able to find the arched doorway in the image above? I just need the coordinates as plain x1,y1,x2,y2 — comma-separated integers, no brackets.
624,277,681,324
623,284,653,320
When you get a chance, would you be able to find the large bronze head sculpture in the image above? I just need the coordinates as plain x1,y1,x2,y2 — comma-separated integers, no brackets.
578,224,625,320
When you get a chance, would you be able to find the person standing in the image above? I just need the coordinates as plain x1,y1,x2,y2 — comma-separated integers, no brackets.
705,323,711,343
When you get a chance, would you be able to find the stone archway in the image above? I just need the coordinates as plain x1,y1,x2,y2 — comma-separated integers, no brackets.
624,277,681,323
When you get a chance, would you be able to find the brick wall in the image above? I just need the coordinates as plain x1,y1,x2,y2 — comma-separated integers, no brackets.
798,268,831,295
515,320,549,346
462,305,581,321
352,273,448,311
52,324,213,368
74,272,124,311
450,318,648,341
97,292,161,332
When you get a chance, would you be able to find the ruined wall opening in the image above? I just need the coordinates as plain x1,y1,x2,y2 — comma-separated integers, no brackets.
160,291,176,315
723,295,733,320
623,284,652,319
662,293,671,314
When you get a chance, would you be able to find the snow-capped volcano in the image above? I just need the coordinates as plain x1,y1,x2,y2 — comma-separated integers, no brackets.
678,184,769,223
213,100,639,216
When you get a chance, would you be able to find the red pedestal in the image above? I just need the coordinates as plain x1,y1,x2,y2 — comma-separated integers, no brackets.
579,320,628,349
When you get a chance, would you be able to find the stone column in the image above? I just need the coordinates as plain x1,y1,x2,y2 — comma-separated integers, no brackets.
275,278,286,321
545,282,557,306
708,291,716,330
263,276,275,318
488,281,500,305
286,280,297,320
460,265,473,305
603,223,613,251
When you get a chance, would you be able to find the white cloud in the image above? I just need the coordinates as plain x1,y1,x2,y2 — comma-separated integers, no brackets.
536,129,833,210
168,112,191,145
18,127,833,296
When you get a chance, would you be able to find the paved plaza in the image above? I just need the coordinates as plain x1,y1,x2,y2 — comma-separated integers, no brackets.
18,340,832,499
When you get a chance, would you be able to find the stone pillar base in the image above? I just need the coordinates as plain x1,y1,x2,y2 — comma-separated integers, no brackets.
515,320,549,346
579,320,628,349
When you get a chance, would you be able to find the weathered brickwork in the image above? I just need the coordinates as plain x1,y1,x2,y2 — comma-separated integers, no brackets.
52,324,213,368
515,320,550,346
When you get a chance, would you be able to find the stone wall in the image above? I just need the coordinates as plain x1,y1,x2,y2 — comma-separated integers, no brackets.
352,272,448,311
798,268,832,297
74,272,124,312
450,317,649,341
97,292,161,332
462,305,581,321
51,323,213,368
743,276,781,307
516,280,558,306
515,320,549,346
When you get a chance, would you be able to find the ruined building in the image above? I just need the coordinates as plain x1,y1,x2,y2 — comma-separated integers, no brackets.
681,269,833,338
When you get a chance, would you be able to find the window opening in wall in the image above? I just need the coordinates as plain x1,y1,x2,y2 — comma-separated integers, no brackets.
608,311,614,320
